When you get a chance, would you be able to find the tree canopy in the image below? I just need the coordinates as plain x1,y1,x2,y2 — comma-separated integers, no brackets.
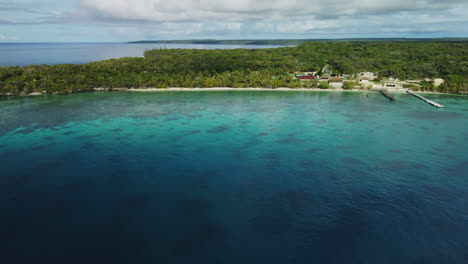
1,41,467,95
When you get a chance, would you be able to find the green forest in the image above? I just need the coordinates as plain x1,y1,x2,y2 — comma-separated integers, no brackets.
1,41,468,95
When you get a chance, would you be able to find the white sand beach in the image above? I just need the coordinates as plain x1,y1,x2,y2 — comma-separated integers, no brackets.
92,87,446,94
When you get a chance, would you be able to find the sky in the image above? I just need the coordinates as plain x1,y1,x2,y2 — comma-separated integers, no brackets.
1,0,468,42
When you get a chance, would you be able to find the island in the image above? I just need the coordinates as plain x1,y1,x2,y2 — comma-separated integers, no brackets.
1,41,467,95
128,38,468,46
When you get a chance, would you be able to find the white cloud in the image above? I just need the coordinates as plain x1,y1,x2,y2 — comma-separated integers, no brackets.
78,0,467,22
75,0,468,38
0,33,20,41
1,0,468,41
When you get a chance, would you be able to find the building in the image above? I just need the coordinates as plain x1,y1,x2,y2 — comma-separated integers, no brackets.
299,75,315,80
302,72,317,76
329,78,344,88
359,78,369,84
360,72,375,80
434,78,444,87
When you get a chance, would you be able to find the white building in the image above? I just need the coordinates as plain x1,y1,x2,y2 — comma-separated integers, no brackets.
359,78,369,84
434,78,444,87
360,72,375,80
329,78,344,88
329,82,343,88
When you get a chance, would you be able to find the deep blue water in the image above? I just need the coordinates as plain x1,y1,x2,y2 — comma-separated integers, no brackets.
0,43,282,66
0,91,467,263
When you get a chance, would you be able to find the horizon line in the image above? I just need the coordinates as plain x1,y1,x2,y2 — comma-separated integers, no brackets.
1,37,468,44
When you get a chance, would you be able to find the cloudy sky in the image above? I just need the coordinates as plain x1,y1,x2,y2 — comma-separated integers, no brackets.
1,0,467,42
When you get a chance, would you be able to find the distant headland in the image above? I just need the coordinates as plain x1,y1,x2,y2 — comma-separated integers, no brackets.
128,38,468,46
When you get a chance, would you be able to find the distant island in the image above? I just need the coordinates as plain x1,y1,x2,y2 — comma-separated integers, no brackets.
129,38,468,46
1,41,468,95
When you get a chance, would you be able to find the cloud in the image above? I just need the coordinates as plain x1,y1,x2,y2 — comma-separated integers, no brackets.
1,0,468,41
78,0,467,22
74,0,468,38
0,0,77,25
0,33,20,41
73,0,468,37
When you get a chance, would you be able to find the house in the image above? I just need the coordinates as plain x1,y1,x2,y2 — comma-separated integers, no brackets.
359,78,369,84
319,75,330,81
433,78,444,86
360,72,375,80
329,78,344,88
299,75,315,80
302,72,316,76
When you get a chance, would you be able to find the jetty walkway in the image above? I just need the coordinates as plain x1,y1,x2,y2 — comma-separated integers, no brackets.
379,90,396,102
407,90,444,108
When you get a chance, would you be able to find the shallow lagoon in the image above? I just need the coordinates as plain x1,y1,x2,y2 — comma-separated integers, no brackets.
1,91,467,263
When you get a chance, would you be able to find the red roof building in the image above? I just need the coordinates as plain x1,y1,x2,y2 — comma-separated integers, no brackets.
299,75,315,80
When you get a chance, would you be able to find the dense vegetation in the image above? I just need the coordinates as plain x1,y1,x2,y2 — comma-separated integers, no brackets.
1,41,468,95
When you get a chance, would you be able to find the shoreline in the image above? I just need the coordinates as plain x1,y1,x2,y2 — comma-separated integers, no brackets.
96,87,449,95
4,87,462,97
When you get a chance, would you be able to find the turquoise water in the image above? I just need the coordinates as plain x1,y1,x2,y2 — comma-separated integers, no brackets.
0,91,467,263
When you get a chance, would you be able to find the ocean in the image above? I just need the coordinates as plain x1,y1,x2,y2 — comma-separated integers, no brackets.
0,43,282,67
0,91,467,263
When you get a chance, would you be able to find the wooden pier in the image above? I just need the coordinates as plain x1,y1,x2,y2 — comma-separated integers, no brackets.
379,90,396,102
407,90,444,108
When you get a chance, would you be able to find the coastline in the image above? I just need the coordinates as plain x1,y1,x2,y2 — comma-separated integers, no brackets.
4,87,460,97
94,87,448,94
